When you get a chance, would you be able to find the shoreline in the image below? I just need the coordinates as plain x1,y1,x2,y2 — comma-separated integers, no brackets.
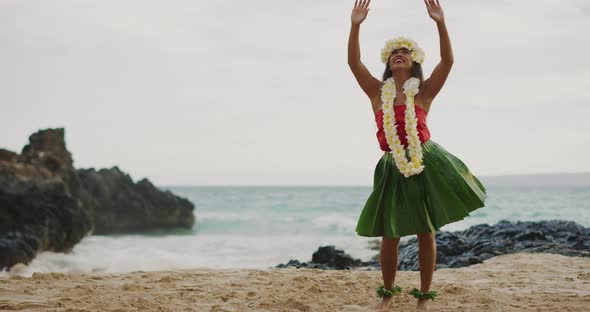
1,252,589,311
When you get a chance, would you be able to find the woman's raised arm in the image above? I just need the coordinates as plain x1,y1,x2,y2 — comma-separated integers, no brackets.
347,0,382,101
422,0,454,103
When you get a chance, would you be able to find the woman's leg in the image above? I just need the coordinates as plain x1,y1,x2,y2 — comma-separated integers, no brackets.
416,231,437,308
376,235,401,308
380,235,401,289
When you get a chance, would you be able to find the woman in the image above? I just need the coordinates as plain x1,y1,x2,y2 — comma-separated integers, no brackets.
347,0,487,310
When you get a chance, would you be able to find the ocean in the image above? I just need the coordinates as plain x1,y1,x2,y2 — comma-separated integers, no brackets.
2,185,589,277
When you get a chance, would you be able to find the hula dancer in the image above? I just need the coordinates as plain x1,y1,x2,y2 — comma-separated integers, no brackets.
347,0,487,310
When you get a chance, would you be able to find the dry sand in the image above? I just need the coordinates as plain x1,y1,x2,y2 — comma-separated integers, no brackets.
1,252,589,312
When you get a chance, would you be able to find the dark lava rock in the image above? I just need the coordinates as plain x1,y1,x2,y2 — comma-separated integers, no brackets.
0,128,195,272
400,219,590,271
0,149,18,163
275,219,590,271
275,245,371,270
311,245,362,269
78,166,195,234
0,129,93,272
0,188,92,271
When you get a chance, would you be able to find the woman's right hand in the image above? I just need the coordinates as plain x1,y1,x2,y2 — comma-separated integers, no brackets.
351,0,371,25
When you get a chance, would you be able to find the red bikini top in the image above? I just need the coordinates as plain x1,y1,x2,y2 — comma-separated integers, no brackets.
375,104,431,151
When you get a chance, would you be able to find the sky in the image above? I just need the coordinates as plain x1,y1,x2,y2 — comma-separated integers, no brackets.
1,0,589,186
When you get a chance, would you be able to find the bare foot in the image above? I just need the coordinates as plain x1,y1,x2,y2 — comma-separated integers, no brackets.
374,296,395,310
415,298,429,310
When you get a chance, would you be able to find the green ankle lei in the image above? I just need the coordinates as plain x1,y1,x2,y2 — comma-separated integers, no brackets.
376,285,402,298
410,287,438,300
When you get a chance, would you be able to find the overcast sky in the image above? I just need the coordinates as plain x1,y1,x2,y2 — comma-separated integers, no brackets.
1,0,589,186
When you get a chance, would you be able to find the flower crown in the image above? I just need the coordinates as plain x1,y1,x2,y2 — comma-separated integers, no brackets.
380,36,425,64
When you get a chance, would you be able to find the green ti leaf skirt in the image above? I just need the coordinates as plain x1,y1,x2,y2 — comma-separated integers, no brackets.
355,140,487,238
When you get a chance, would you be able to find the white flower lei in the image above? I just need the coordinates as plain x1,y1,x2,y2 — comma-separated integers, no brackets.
381,77,425,177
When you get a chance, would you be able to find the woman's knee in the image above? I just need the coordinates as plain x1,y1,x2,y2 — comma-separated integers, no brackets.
382,236,401,245
416,231,435,242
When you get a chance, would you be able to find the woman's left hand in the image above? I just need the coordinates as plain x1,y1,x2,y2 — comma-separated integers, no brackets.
424,0,445,23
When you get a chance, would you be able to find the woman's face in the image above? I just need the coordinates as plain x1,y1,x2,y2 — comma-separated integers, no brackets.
389,48,413,71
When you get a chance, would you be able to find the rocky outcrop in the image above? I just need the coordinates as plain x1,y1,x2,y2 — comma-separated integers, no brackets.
0,128,195,271
0,129,92,271
275,219,590,271
78,166,195,234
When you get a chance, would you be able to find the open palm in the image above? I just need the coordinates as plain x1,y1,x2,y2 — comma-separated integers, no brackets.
351,0,371,25
424,0,445,23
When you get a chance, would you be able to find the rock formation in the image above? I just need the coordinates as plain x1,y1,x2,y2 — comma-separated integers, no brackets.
0,128,195,271
275,219,590,271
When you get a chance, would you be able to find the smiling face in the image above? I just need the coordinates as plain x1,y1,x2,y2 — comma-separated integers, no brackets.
388,47,413,71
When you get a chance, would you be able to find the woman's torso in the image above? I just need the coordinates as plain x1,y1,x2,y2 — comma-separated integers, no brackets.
371,85,432,154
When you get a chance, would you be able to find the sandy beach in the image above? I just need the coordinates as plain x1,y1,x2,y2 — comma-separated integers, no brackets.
1,252,589,312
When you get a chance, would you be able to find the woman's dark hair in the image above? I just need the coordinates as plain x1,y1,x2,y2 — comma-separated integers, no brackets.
382,61,424,83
